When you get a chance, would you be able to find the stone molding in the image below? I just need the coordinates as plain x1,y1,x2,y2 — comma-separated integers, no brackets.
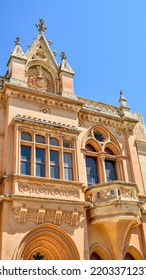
79,112,138,130
12,206,81,226
4,83,83,112
18,181,80,199
12,114,81,134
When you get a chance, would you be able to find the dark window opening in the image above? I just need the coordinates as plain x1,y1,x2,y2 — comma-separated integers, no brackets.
90,252,102,260
50,150,59,179
86,156,98,186
105,160,117,182
20,146,31,175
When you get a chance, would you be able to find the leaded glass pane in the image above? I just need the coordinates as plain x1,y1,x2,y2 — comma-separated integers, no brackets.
105,160,116,181
35,135,45,143
21,132,32,141
49,137,59,146
63,139,72,148
86,156,98,186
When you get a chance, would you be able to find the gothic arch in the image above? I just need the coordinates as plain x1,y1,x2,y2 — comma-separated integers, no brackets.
123,245,144,260
81,124,122,154
13,224,80,260
90,243,113,260
26,59,58,80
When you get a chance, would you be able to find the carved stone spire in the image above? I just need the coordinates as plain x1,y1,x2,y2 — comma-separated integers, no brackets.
119,90,130,115
59,52,74,75
35,19,47,34
119,90,128,108
10,37,26,60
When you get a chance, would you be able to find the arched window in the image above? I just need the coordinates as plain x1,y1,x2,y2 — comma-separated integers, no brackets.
35,134,45,144
84,125,122,186
49,137,59,146
21,132,32,141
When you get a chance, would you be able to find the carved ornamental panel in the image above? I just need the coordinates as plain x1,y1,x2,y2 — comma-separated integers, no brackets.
27,65,54,92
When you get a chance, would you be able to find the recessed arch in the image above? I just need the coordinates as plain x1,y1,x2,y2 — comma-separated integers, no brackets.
85,138,102,152
123,245,144,260
26,59,58,80
90,243,113,260
104,141,121,155
81,124,121,153
13,224,80,260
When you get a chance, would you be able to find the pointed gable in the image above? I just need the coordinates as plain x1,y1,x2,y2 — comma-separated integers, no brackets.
25,34,60,93
6,19,76,98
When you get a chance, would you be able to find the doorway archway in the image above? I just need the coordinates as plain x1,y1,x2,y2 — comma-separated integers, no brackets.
13,224,80,260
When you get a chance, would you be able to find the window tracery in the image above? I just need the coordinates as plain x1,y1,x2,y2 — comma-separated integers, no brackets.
83,125,124,186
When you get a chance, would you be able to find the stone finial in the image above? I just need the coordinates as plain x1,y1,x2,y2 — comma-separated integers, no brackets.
35,18,47,34
14,37,20,46
61,51,67,60
119,90,130,110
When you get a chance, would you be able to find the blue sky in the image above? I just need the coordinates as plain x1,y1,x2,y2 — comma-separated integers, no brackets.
0,1,146,123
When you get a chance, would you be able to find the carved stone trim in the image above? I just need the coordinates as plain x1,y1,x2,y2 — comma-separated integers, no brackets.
12,115,81,134
5,84,83,112
12,206,82,226
71,212,79,226
79,112,138,130
36,209,45,224
18,182,80,199
18,208,28,223
54,211,62,225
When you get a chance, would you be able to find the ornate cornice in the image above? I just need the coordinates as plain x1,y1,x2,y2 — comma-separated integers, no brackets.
4,83,84,112
79,111,138,130
11,114,81,134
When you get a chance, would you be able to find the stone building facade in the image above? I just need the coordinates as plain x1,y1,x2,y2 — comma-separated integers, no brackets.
0,20,146,260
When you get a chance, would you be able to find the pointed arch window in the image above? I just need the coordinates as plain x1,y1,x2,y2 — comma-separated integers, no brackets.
85,142,119,186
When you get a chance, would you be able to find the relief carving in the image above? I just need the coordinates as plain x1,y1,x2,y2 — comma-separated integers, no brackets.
13,206,81,226
27,65,54,92
18,208,28,223
18,182,80,199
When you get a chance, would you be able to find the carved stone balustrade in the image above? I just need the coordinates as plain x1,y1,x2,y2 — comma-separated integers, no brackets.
85,181,141,226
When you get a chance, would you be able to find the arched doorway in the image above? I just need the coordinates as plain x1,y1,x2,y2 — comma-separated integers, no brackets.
90,252,102,260
89,243,112,260
13,224,80,260
124,252,135,260
123,246,144,260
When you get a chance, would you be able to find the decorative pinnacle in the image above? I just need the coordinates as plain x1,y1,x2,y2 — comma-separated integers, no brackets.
61,52,66,60
14,37,20,46
119,90,126,101
35,19,47,34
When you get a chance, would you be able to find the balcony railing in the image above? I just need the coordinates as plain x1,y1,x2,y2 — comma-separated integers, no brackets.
85,181,139,204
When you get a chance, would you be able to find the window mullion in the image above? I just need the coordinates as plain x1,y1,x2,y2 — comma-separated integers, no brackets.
32,132,35,176
60,148,63,180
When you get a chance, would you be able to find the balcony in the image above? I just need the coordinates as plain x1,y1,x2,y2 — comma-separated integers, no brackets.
85,181,141,226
